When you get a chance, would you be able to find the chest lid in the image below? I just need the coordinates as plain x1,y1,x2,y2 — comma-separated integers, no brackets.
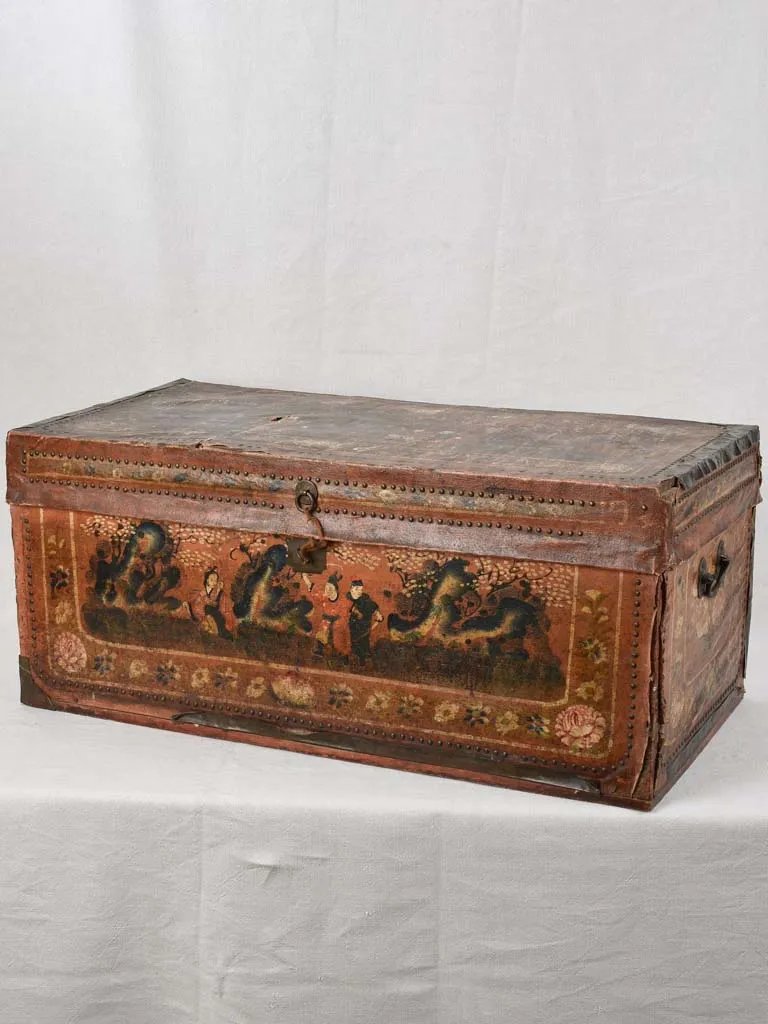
6,379,760,574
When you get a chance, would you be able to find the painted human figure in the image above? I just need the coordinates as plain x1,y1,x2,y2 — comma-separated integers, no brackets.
347,580,383,665
190,567,236,638
314,574,341,656
90,540,119,604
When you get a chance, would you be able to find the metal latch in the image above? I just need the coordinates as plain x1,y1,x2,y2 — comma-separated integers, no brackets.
286,480,328,573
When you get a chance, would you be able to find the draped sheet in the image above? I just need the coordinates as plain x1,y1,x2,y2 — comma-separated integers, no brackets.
1,608,767,1023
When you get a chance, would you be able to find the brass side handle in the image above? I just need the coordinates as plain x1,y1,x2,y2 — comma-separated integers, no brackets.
697,540,730,598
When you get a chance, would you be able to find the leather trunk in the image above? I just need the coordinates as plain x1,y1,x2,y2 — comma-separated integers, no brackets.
5,379,761,809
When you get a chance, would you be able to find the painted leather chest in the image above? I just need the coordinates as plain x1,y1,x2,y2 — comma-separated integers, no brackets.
6,380,761,809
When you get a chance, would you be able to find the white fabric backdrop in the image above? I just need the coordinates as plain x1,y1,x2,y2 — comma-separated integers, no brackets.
1,2,767,1021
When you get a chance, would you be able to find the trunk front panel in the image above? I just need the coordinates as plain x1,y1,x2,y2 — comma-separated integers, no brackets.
13,507,656,790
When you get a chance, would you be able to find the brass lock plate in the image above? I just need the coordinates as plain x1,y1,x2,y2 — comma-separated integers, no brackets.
286,536,327,574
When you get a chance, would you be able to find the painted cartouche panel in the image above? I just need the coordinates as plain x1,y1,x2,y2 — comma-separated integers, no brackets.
35,509,627,760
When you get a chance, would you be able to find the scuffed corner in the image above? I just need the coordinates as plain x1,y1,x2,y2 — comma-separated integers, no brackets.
19,656,57,710
5,431,37,506
631,572,667,802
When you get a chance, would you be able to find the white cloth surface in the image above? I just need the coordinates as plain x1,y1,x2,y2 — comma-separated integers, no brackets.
1,610,767,1024
1,1,768,1021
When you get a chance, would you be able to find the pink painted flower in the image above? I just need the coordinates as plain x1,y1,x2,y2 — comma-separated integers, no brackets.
554,705,606,751
52,632,87,675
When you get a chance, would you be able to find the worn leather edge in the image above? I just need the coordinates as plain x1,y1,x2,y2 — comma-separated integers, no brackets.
16,660,656,810
629,574,665,805
665,448,762,567
654,424,759,490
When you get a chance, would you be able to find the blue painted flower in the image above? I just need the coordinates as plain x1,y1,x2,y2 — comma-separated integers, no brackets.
524,713,550,736
156,662,179,685
93,651,115,676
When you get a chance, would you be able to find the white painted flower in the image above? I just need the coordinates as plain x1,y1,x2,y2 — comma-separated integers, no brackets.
52,632,87,674
54,603,72,626
190,667,210,690
434,701,461,724
366,691,391,713
495,710,519,735
575,680,605,702
270,677,315,708
246,678,266,699
129,659,148,679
